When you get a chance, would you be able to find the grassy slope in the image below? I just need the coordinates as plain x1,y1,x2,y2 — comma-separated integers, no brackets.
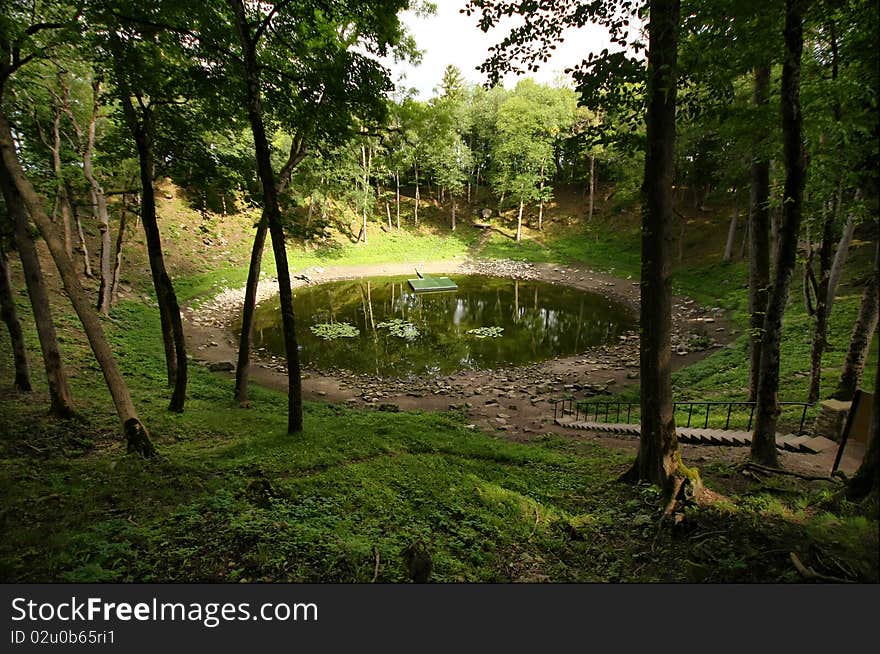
0,183,877,583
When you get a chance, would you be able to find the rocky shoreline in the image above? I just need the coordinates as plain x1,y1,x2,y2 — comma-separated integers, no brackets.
183,257,733,440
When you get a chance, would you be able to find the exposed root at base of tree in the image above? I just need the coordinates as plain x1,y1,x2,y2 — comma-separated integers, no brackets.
124,418,157,458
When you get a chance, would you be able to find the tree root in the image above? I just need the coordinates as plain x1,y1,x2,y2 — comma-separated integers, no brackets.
790,552,853,583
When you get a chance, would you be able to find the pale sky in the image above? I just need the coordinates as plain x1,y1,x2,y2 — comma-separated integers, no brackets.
386,0,623,99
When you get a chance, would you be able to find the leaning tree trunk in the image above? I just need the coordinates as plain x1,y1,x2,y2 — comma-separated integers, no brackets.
0,243,31,391
232,0,303,433
751,0,807,467
1,166,73,414
82,79,112,316
831,243,879,401
451,195,456,231
626,0,697,500
0,112,154,455
748,64,772,402
414,163,420,226
49,102,73,259
70,189,93,278
234,138,306,406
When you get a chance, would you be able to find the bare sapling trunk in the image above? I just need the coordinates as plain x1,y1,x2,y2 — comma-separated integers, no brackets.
414,163,420,226
49,99,73,259
82,79,112,315
1,166,72,413
723,203,738,262
748,64,772,402
588,154,595,222
751,0,806,467
538,161,545,230
71,193,92,278
832,243,879,401
386,200,391,229
624,0,698,502
232,0,303,432
110,196,127,306
516,197,523,242
1,114,154,454
0,244,31,391
826,199,856,318
233,137,305,405
395,170,401,229
451,195,456,231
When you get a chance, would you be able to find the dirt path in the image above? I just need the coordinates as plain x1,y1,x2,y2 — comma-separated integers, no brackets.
183,257,860,478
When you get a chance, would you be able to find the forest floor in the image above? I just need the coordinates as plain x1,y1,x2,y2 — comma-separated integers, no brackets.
1,182,877,583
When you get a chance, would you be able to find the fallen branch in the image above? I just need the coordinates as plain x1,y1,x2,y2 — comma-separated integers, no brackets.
790,552,853,583
741,462,836,483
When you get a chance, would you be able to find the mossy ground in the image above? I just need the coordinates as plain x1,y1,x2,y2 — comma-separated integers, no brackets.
0,184,876,582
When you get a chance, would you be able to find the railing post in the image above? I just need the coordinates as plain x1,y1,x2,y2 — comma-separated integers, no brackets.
687,403,694,428
748,404,755,431
799,404,808,435
704,404,710,429
604,403,609,422
627,404,632,423
725,404,732,430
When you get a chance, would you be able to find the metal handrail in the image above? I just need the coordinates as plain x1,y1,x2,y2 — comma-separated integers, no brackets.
550,398,814,436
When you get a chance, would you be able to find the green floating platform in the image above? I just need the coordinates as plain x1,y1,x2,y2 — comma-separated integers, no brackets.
408,275,458,292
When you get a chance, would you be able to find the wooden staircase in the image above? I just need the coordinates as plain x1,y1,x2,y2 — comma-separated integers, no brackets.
554,418,837,454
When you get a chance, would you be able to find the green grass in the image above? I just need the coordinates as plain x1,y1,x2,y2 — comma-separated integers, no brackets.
1,290,877,583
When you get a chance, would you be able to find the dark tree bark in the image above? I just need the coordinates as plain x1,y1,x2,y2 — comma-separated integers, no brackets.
231,0,303,433
627,0,697,497
748,64,772,402
0,243,31,391
832,243,879,401
234,136,306,406
111,42,187,413
1,165,73,415
751,0,807,467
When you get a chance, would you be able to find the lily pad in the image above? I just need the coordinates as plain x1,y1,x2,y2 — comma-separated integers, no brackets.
309,322,360,340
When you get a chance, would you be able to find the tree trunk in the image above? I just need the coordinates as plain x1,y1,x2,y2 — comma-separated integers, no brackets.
588,154,595,222
232,0,303,433
1,165,73,414
110,196,127,306
386,200,392,229
516,197,523,242
751,0,807,467
831,243,879,401
395,170,401,230
807,203,840,403
71,191,92,278
414,164,420,226
826,201,856,318
0,112,154,454
723,203,738,262
627,0,694,497
451,196,456,231
748,64,772,402
50,101,73,259
233,134,305,405
82,79,113,315
0,244,31,391
538,161,545,231
115,90,187,413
